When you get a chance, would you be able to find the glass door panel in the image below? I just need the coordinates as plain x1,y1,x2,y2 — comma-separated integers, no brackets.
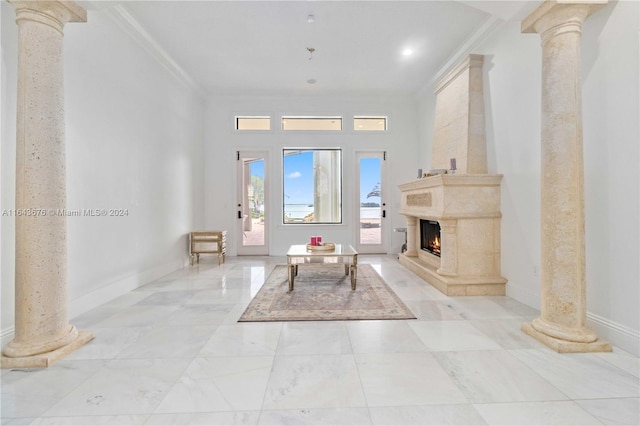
237,151,268,255
356,152,386,253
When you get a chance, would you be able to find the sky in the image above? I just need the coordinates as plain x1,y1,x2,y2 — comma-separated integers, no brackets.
282,151,380,204
248,151,381,205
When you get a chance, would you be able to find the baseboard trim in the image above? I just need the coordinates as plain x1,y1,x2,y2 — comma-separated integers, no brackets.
505,282,541,311
0,327,15,349
1,257,190,347
67,258,188,320
505,284,638,356
587,312,640,356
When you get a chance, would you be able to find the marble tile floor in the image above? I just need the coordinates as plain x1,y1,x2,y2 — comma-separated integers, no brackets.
1,255,638,425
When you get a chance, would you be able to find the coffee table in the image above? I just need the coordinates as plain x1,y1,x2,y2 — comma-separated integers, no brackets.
286,244,358,291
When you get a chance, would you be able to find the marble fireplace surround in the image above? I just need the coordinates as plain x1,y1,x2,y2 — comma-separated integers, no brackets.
398,53,506,296
398,174,507,296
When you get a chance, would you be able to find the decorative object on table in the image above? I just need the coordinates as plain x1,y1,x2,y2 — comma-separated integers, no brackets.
450,157,457,174
422,169,448,178
306,242,335,251
417,168,423,179
238,264,416,322
309,235,323,246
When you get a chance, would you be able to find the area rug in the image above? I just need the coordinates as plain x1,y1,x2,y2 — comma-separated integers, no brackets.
238,264,416,322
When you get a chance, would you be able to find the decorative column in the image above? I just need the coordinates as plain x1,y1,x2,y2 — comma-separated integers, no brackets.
436,220,457,277
403,215,418,257
1,1,92,368
521,0,611,353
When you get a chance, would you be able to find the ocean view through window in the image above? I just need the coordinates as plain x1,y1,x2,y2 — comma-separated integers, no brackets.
283,149,342,224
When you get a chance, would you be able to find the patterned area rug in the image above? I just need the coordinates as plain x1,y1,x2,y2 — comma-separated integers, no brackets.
239,264,416,322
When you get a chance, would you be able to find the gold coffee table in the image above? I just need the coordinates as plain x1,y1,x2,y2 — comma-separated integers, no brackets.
286,244,358,291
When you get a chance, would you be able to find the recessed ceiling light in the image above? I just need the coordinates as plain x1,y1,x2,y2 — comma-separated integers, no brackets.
307,79,317,84
307,14,315,23
402,48,414,56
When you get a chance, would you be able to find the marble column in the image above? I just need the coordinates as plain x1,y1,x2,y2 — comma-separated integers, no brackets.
521,0,611,353
1,1,93,368
403,215,418,257
436,220,458,277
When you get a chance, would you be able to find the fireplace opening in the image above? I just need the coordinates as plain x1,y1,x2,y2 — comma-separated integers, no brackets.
420,220,441,257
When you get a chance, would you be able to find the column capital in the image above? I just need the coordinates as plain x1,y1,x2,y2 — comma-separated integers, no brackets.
522,0,607,36
9,1,86,33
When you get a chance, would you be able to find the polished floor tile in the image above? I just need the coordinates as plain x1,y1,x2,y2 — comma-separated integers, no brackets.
473,401,602,425
258,407,372,425
145,411,259,425
42,359,191,416
355,352,468,406
262,354,366,410
408,320,502,352
1,255,638,426
1,360,106,418
64,326,152,360
30,415,149,425
277,322,352,355
512,349,640,399
574,397,640,425
369,404,487,425
198,323,282,357
154,356,273,413
468,319,547,349
433,350,569,403
346,320,428,354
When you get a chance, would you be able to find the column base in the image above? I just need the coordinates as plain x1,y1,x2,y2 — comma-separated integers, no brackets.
522,322,611,353
1,330,94,369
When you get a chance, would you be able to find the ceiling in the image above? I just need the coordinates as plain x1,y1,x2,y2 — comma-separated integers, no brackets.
85,1,537,96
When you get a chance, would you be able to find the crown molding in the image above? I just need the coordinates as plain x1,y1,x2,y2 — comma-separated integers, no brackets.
416,14,504,99
104,4,204,97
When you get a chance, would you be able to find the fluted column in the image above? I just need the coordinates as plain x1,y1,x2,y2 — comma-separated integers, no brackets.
1,1,92,368
521,0,610,353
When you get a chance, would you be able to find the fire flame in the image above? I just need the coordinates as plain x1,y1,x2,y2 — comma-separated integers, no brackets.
430,235,441,255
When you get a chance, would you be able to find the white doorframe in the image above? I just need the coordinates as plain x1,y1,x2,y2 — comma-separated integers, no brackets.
236,150,269,255
355,150,387,254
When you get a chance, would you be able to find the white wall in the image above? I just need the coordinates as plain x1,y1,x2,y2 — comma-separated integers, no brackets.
204,95,420,256
580,0,639,355
1,4,205,342
417,0,639,354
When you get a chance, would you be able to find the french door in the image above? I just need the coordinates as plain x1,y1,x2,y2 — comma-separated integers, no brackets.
236,150,269,255
356,151,387,253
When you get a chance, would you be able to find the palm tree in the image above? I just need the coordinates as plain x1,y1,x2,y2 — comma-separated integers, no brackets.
366,182,380,198
251,175,264,216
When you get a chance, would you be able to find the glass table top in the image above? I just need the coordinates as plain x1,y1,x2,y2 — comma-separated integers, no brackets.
286,244,357,257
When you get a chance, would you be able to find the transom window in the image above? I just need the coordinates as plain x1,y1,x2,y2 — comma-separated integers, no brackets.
235,116,271,130
283,149,342,224
354,116,387,131
282,116,342,131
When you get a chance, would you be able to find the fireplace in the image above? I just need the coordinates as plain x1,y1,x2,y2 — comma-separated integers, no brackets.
420,220,441,257
398,174,507,296
397,54,507,296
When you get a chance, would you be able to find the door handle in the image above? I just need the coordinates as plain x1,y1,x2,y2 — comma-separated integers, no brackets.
238,211,242,219
382,210,386,218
